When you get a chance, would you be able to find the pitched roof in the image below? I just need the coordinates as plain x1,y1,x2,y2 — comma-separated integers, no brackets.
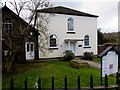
98,44,120,58
37,6,98,18
2,5,30,28
1,5,39,35
98,46,113,58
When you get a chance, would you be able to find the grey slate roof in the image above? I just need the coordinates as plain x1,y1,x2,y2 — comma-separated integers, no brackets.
98,46,112,58
98,44,120,58
37,6,98,18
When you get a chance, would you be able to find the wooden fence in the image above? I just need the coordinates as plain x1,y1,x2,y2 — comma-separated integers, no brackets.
6,72,120,90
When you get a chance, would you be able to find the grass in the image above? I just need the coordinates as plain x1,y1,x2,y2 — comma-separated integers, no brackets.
2,61,116,88
93,58,101,63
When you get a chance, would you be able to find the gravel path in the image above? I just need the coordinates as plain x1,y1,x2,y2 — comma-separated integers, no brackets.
81,60,101,69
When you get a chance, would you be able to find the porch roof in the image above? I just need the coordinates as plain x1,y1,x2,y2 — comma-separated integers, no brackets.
64,39,83,42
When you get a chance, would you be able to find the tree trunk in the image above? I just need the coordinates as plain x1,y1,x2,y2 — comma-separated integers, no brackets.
3,55,15,72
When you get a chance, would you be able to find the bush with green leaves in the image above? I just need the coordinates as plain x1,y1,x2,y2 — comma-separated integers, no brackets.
82,52,95,60
63,50,75,61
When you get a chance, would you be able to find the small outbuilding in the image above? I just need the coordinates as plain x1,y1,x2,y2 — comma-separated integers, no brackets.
2,5,39,62
98,44,120,77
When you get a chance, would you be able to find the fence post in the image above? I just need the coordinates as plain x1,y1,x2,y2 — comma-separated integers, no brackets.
105,74,108,87
38,77,41,90
25,77,27,90
78,76,80,89
90,75,93,88
10,78,14,90
116,72,119,85
65,76,67,90
52,76,54,90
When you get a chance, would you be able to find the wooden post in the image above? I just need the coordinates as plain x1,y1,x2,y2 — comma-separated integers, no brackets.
90,75,93,88
52,76,54,90
65,76,67,90
116,72,120,85
116,72,119,85
118,47,120,71
38,77,41,90
100,57,103,86
78,76,80,89
105,74,108,87
25,77,27,90
10,78,14,90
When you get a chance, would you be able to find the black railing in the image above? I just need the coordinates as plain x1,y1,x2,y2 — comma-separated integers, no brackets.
10,78,13,90
8,72,120,90
90,75,93,88
38,77,41,90
52,76,54,90
25,77,27,90
77,76,80,89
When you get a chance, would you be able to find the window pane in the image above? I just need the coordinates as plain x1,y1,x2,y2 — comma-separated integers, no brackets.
31,44,33,51
9,28,12,35
68,18,73,31
50,34,57,47
4,20,13,35
27,44,29,52
84,35,89,46
50,39,56,47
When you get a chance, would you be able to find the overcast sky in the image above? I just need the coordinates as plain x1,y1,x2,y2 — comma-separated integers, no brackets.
1,0,119,33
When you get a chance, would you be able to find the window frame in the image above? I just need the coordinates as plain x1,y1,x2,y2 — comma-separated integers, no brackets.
50,34,57,48
84,35,90,47
3,20,13,35
67,17,74,32
27,43,30,52
31,43,34,51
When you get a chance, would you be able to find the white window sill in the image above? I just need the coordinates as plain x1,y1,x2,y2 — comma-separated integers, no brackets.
67,31,75,32
49,47,59,49
67,31,76,34
83,46,91,48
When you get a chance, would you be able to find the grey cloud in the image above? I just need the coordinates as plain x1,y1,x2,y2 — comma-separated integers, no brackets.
79,2,118,32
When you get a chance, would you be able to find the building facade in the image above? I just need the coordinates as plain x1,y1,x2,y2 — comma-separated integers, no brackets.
2,5,39,61
37,6,98,59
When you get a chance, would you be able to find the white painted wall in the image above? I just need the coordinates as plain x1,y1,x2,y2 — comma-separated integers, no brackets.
102,51,118,77
38,13,98,58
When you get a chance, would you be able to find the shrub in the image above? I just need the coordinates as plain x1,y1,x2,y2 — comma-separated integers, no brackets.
63,50,75,61
82,52,95,60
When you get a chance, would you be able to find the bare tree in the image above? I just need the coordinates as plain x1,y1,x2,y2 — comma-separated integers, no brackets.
23,0,52,57
37,13,50,56
8,0,27,16
2,0,52,72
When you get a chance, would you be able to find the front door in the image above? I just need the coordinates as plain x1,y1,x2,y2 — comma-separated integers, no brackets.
70,42,75,54
25,42,35,60
65,42,75,54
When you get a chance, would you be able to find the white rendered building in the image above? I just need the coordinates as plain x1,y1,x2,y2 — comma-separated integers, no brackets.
37,6,98,59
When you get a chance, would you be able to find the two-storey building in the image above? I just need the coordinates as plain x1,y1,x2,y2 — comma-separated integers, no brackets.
37,6,98,59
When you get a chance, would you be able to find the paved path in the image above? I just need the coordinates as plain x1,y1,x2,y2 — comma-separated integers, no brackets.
81,60,101,69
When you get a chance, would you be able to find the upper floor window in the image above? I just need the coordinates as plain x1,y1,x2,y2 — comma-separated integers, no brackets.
84,35,89,46
50,34,57,47
3,20,13,35
68,17,73,31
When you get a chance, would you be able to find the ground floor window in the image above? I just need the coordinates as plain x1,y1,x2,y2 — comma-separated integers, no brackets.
50,34,57,47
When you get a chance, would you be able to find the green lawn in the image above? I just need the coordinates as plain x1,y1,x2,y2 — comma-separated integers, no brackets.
2,61,116,88
93,58,101,63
